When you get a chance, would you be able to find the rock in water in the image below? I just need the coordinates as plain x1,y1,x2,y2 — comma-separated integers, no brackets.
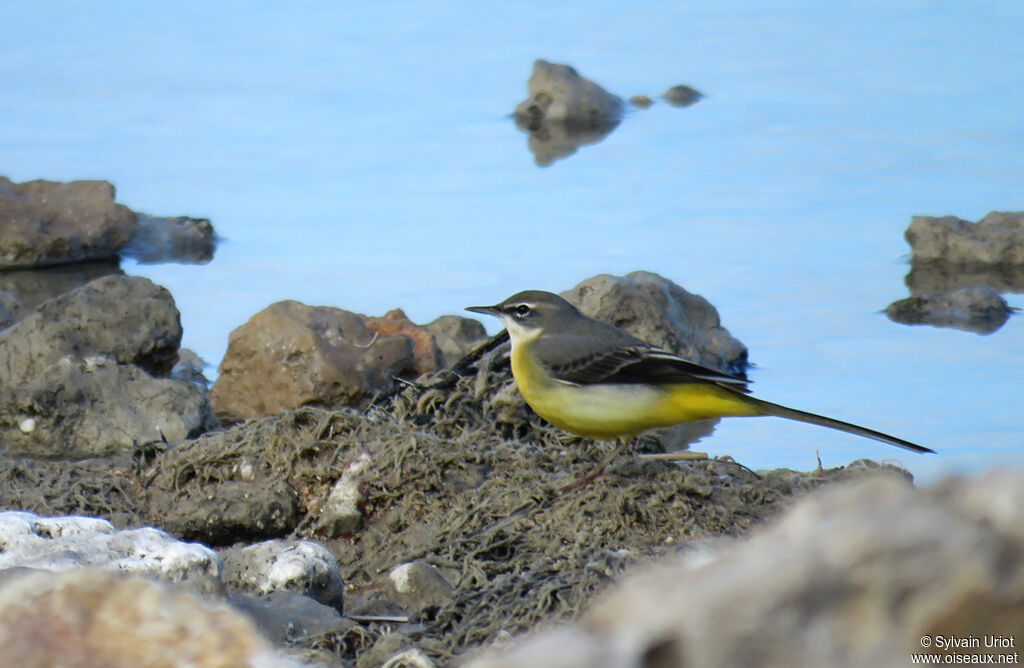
886,285,1013,334
906,211,1024,264
0,177,138,268
513,59,624,126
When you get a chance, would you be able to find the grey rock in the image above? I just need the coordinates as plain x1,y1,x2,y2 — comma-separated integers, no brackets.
0,176,138,268
222,539,344,609
0,292,23,330
663,84,703,107
148,479,301,546
514,60,624,126
386,560,455,616
513,60,624,166
906,211,1024,264
0,570,304,667
229,590,352,646
210,300,414,423
0,511,222,595
467,469,1024,668
0,259,122,311
423,314,488,368
0,355,218,458
561,270,749,376
121,213,217,265
886,285,1014,334
0,274,182,387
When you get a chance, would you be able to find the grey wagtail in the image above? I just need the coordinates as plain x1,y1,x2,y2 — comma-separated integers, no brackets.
467,290,934,455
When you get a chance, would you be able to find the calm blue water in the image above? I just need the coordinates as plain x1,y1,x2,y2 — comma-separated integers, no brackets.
2,1,1022,482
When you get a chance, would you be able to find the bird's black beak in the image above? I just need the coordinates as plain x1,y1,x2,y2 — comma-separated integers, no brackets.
466,304,501,317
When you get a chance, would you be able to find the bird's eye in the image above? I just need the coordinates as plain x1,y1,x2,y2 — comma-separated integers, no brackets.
512,304,531,318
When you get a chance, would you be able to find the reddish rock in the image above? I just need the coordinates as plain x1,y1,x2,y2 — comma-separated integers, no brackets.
363,308,443,378
210,300,414,423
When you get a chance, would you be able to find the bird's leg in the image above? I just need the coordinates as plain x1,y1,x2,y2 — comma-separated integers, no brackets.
561,437,633,493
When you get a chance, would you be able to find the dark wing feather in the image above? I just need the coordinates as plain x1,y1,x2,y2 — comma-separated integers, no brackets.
547,344,750,392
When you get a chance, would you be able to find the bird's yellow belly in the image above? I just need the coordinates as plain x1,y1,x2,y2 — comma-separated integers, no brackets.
511,343,760,440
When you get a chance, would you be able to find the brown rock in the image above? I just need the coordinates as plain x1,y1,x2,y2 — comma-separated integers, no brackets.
906,211,1024,264
210,300,414,423
0,176,138,268
0,569,301,667
364,308,443,378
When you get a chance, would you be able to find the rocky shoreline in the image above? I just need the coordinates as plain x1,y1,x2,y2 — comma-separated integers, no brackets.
1,177,1022,666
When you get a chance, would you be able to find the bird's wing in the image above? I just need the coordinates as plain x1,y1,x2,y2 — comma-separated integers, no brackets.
538,337,750,391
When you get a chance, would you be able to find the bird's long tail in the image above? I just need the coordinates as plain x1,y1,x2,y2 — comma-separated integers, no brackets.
752,398,935,454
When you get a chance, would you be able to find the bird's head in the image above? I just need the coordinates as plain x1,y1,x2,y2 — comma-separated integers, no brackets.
467,290,582,343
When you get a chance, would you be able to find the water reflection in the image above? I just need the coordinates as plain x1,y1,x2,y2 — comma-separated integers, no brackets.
514,114,621,166
120,215,217,265
904,261,1024,296
0,260,123,310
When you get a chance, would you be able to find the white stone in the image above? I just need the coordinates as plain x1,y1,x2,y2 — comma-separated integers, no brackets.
319,450,372,536
221,539,343,607
0,511,221,594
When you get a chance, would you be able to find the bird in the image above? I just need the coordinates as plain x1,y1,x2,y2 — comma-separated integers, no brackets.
466,290,934,460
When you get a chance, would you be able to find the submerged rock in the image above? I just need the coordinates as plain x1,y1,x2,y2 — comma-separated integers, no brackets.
629,94,654,109
120,213,217,265
210,300,415,423
663,83,703,107
906,211,1024,265
466,469,1024,668
886,285,1014,334
0,176,138,268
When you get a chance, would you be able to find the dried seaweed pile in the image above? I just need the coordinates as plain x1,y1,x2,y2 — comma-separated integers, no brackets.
0,333,906,665
0,453,145,528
